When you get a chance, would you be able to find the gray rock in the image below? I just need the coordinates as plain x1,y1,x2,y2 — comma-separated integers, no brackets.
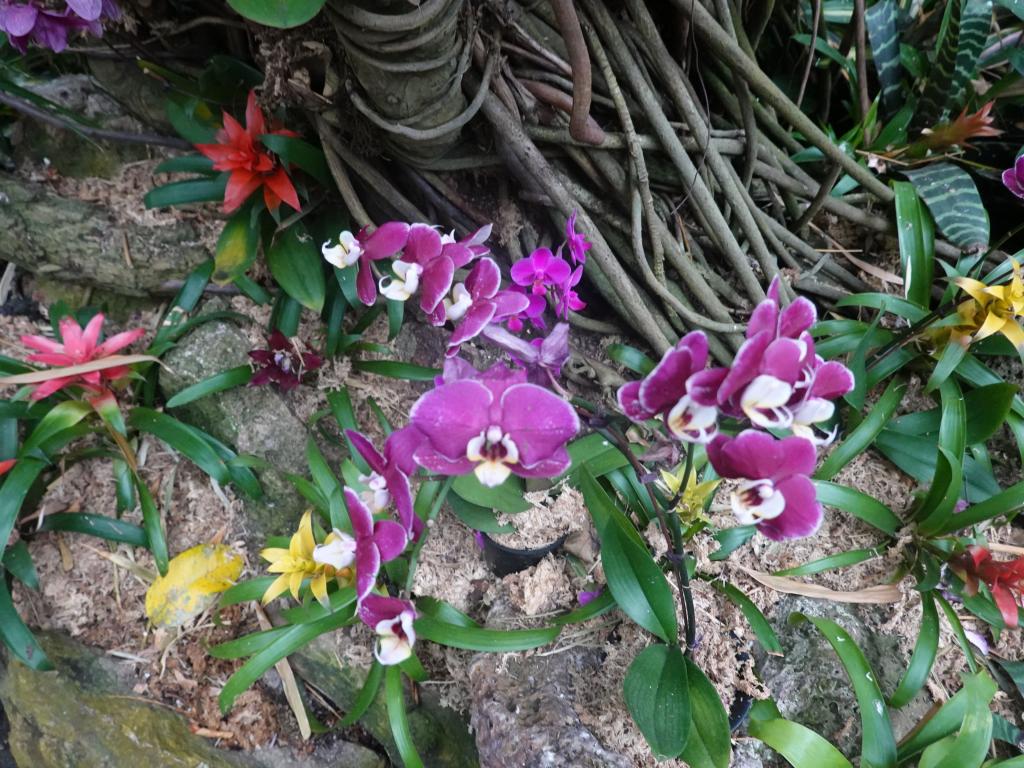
0,175,209,296
159,317,310,537
744,596,932,765
0,632,385,768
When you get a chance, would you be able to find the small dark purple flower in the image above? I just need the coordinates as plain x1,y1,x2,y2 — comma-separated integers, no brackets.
248,331,322,391
578,588,602,606
1003,154,1024,199
511,248,572,296
565,211,591,266
707,430,821,541
441,257,530,358
617,331,718,443
358,594,418,665
481,322,570,388
347,487,409,603
554,264,585,319
345,429,419,540
408,365,579,487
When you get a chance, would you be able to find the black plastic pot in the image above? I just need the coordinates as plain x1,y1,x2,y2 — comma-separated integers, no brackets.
478,532,569,577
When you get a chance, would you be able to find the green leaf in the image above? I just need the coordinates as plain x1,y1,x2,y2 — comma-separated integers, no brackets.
994,658,1024,699
925,342,967,393
903,164,989,250
413,616,559,651
551,589,617,626
889,592,939,708
606,343,656,375
266,223,326,312
709,525,757,560
874,431,999,501
930,478,1024,535
865,0,904,115
815,379,906,481
811,481,901,536
791,614,897,768
582,471,678,643
352,360,441,381
917,672,993,768
153,155,216,176
226,0,328,29
834,294,928,321
935,592,979,673
893,181,935,309
21,400,92,455
386,299,404,341
773,548,879,577
338,661,384,727
916,447,964,534
384,666,424,768
218,576,277,608
128,408,231,485
452,474,530,515
0,459,47,565
715,582,782,655
0,570,51,670
36,513,148,547
446,493,513,534
212,207,261,285
2,541,37,589
259,134,329,185
144,176,227,209
219,608,351,712
917,0,992,123
888,383,1017,446
165,365,253,408
898,671,997,760
679,658,732,768
623,644,691,759
136,476,169,575
748,700,854,767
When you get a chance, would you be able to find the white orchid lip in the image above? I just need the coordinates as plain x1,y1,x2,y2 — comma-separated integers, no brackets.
374,612,416,665
740,374,794,428
466,425,520,487
731,478,785,525
665,395,718,444
379,260,423,301
322,230,362,268
312,531,357,570
444,283,473,322
359,471,391,512
790,397,837,445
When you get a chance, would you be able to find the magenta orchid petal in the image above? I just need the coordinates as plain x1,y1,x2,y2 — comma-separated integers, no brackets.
346,487,374,540
757,475,823,540
510,258,538,287
409,380,492,459
385,465,418,537
373,519,408,562
778,297,817,338
759,338,807,381
498,383,580,467
686,367,728,407
361,221,410,261
766,276,782,303
355,542,381,602
716,331,772,405
637,332,708,415
2,5,38,36
491,290,532,318
356,258,378,306
746,298,779,339
513,452,572,477
448,300,497,350
345,429,386,474
419,255,455,314
358,594,417,628
65,0,102,20
411,448,477,475
617,380,652,420
404,224,442,264
809,360,855,399
466,257,501,299
385,426,425,476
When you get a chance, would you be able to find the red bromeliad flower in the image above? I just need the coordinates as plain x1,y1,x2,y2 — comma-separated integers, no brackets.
918,102,1002,152
196,91,301,214
951,545,1024,627
20,314,145,401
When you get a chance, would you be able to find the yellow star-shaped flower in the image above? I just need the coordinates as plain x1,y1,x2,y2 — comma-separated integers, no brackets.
260,510,352,606
952,258,1024,353
657,465,719,525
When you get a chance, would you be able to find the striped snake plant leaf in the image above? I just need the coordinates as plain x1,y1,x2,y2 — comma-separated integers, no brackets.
917,0,993,125
866,0,904,115
902,163,989,250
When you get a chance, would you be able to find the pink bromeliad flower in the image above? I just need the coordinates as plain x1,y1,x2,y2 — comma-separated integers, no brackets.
358,594,418,665
617,331,718,443
346,487,409,603
707,430,822,540
20,314,144,401
689,278,852,439
322,222,411,306
345,429,419,539
440,258,530,358
401,363,578,487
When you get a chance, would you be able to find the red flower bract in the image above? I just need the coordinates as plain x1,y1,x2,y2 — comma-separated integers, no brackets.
196,90,301,214
951,545,1024,627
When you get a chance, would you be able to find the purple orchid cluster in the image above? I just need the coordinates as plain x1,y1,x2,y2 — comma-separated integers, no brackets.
618,279,854,541
0,0,118,53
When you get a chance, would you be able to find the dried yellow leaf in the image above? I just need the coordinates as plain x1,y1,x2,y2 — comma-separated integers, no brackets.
145,543,243,627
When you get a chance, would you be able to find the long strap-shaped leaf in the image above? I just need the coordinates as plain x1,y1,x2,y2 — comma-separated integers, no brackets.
865,0,904,115
748,700,853,768
903,164,989,250
917,0,991,124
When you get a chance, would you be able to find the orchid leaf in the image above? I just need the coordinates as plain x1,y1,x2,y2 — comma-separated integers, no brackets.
218,576,276,608
352,360,440,381
2,541,37,589
267,223,326,313
452,474,530,515
384,666,424,768
226,0,327,28
624,644,691,759
413,616,558,651
606,343,656,375
773,548,880,578
715,582,782,655
679,657,731,768
748,700,854,767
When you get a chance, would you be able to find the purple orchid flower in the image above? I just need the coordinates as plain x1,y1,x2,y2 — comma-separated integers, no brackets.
617,331,719,443
248,331,323,391
565,211,591,266
480,322,570,388
322,221,411,306
707,430,822,541
389,223,483,318
511,248,572,296
345,429,420,540
346,487,409,603
554,264,586,319
358,594,418,665
407,364,579,487
506,286,547,332
0,1,108,52
688,278,852,436
1004,155,1024,199
441,257,530,358
443,223,493,259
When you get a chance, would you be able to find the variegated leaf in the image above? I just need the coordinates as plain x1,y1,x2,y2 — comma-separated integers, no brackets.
918,0,994,124
866,0,904,115
902,163,989,249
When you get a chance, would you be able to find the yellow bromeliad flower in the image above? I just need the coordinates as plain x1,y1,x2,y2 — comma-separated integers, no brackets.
952,258,1024,353
657,465,720,525
260,511,355,605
